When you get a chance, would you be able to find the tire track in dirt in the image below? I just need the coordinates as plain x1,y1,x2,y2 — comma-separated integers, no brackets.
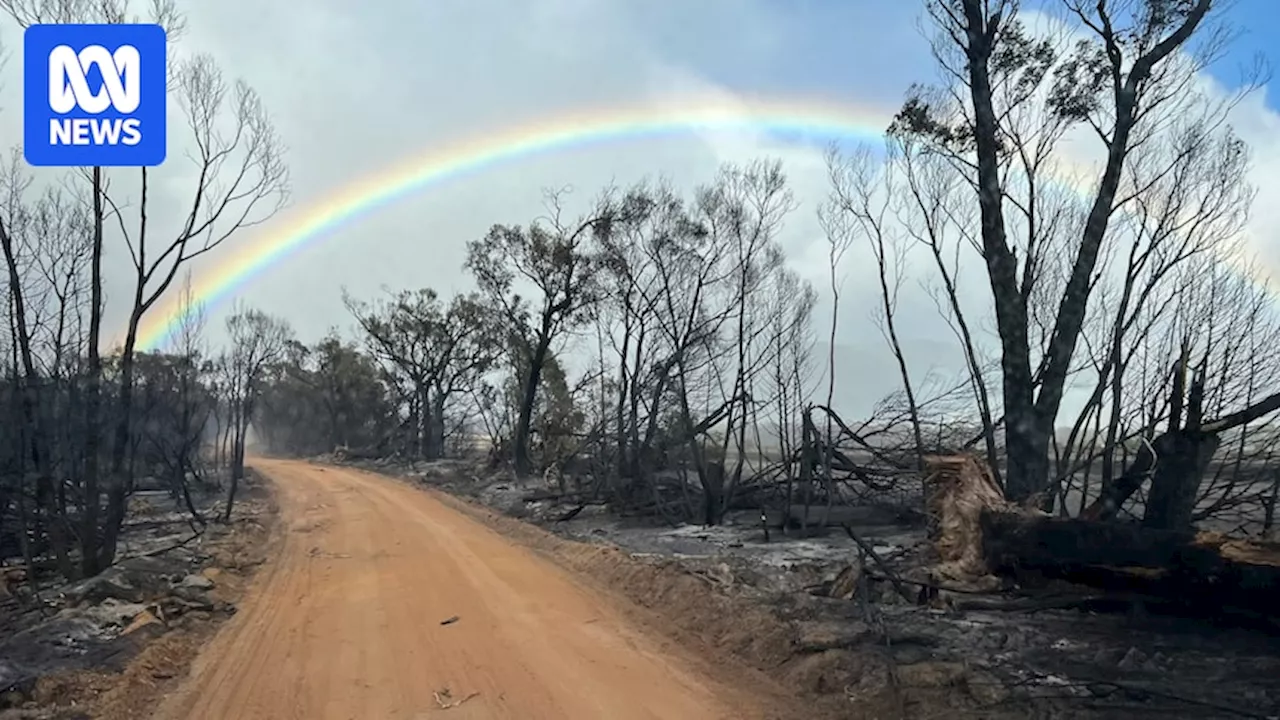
153,459,779,720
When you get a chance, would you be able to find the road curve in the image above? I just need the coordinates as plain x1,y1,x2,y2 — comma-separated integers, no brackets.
154,459,760,720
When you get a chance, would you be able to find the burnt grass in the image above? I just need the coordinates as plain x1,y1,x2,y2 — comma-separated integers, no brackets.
0,474,276,720
342,455,1280,720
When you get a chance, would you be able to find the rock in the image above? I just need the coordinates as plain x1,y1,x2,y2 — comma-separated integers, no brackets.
983,630,1010,651
1117,646,1149,670
1092,647,1125,665
68,556,185,605
80,598,148,628
843,656,893,697
708,563,734,586
117,555,185,582
176,574,215,590
66,574,144,605
170,585,212,605
877,582,911,605
1148,651,1170,670
122,610,163,636
0,685,29,709
785,649,870,695
1087,683,1118,698
890,644,934,665
159,597,190,616
176,595,215,612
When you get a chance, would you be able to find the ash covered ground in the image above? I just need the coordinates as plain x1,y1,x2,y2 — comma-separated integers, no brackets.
0,479,274,720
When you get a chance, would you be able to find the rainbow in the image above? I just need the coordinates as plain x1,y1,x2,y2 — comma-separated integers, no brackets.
133,96,896,352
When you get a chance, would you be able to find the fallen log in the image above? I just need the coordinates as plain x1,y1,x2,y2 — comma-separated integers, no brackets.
980,510,1280,619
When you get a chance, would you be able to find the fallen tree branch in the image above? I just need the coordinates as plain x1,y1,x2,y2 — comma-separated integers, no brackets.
553,504,586,523
433,689,479,709
127,532,204,563
948,593,1111,613
841,524,915,603
1072,676,1272,719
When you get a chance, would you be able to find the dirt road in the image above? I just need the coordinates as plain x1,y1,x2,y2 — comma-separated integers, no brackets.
155,459,772,720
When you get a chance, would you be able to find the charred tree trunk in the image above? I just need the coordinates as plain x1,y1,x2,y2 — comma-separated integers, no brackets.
176,456,205,527
1142,432,1221,531
416,383,430,459
100,181,161,569
76,167,107,577
424,388,446,459
950,0,1213,504
981,511,1280,619
956,1,1037,502
702,460,724,527
100,335,140,570
796,409,818,536
0,209,73,579
223,398,253,523
513,333,551,477
1084,347,1280,531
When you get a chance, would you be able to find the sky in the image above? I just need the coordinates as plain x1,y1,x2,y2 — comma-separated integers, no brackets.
0,0,1277,419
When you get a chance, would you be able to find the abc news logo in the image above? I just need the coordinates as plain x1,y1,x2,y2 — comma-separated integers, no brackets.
48,44,143,146
24,24,167,167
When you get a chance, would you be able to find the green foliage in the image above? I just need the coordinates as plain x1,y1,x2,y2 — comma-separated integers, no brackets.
1046,40,1111,121
896,0,1216,151
524,353,585,467
466,221,601,345
256,335,397,456
345,286,503,459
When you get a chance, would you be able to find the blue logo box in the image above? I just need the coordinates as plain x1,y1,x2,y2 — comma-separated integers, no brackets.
23,23,167,167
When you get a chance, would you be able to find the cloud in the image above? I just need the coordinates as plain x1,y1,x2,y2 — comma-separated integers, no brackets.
2,1,1276,421
124,0,935,355
1013,7,1280,285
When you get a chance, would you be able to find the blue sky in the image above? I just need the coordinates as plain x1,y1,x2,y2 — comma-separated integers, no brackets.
1205,0,1278,105
616,1,928,105
620,0,1280,127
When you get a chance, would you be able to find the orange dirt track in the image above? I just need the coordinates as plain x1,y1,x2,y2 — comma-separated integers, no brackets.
154,459,774,720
